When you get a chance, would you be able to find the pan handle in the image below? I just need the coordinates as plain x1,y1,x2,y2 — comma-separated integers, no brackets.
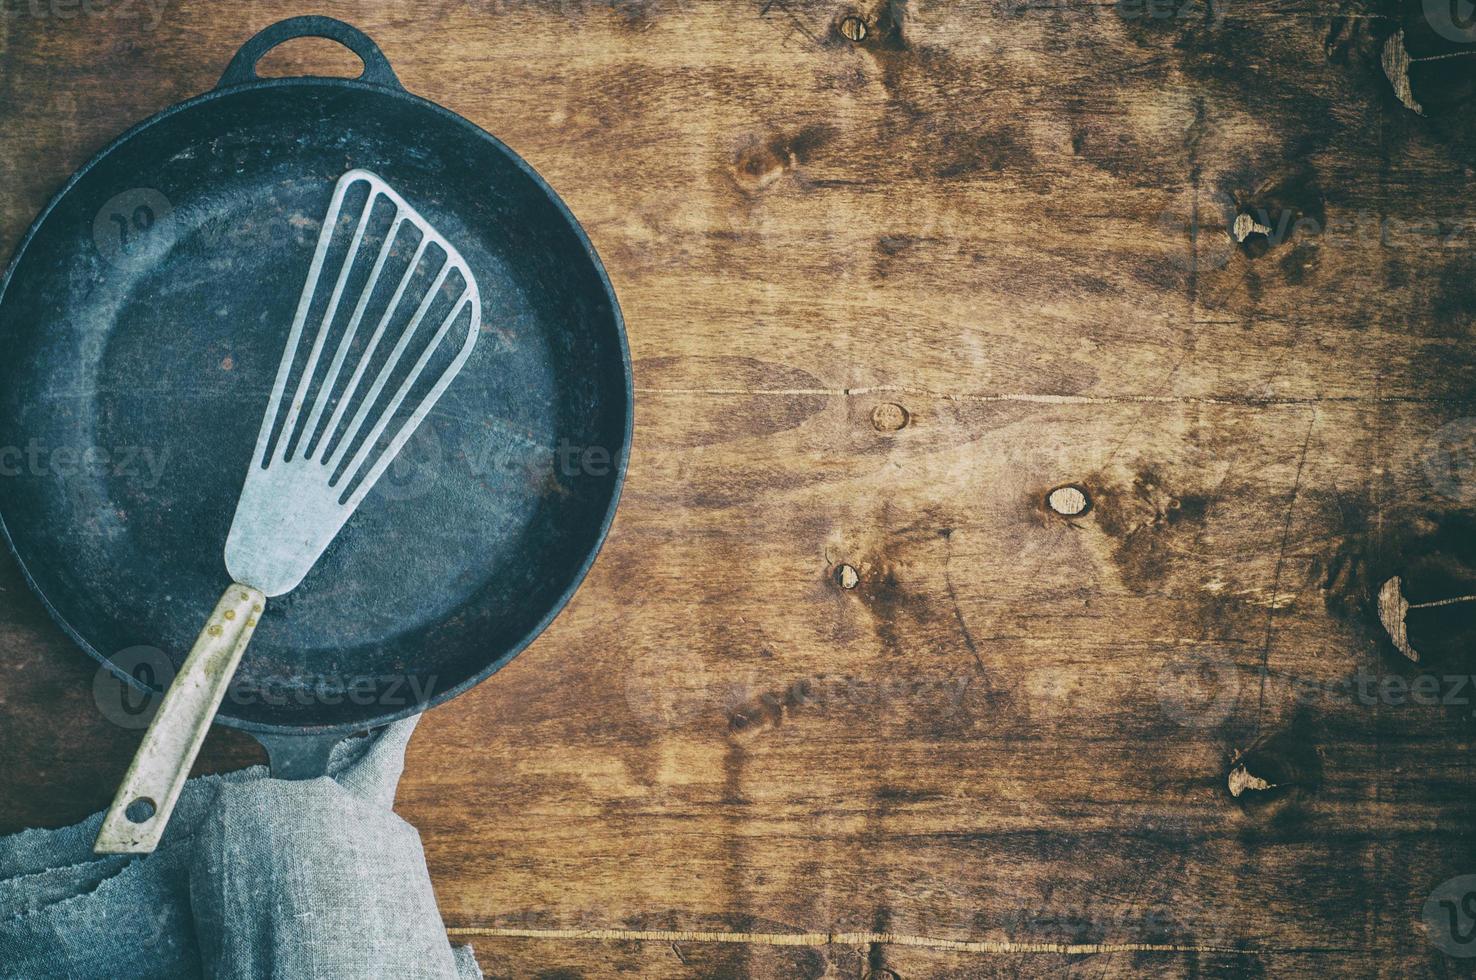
94,584,266,853
216,16,403,91
254,732,347,780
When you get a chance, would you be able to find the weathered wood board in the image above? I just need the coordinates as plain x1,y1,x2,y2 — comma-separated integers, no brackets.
4,0,1476,975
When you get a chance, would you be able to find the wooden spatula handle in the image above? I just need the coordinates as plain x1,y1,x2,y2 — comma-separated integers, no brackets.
94,584,266,854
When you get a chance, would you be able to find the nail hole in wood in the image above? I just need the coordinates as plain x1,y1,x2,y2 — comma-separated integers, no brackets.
1046,484,1090,517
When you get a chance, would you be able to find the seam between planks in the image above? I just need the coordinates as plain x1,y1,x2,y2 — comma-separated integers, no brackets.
446,926,1342,956
632,386,1472,406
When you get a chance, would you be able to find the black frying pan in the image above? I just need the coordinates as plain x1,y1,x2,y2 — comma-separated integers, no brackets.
0,17,631,776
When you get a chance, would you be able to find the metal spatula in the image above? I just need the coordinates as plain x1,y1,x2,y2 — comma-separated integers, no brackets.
95,169,482,853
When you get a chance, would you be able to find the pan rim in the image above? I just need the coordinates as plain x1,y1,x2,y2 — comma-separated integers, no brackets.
0,75,634,737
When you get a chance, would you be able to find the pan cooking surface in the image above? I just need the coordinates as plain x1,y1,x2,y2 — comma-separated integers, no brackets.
0,84,630,731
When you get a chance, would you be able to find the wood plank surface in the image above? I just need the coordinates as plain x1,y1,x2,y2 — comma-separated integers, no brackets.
4,0,1476,976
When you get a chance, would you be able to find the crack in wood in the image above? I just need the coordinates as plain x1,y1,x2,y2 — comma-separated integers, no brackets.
1252,410,1317,735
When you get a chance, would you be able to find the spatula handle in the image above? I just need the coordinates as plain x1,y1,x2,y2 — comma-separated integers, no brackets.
94,584,266,854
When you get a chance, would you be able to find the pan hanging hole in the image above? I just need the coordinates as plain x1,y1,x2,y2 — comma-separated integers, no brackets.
125,797,157,823
254,37,366,80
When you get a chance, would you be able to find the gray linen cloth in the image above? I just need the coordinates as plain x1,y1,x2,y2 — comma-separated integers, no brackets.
0,717,480,979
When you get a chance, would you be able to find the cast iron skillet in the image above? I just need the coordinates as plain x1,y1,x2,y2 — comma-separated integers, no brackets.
0,17,632,775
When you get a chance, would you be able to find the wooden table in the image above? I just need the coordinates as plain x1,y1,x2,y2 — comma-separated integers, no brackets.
4,1,1475,975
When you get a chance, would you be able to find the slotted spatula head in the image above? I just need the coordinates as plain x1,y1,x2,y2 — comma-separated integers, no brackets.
225,169,481,596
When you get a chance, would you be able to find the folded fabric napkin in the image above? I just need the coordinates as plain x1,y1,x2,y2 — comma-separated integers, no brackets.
0,717,480,979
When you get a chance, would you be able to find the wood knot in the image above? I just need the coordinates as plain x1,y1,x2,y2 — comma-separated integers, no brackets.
839,14,868,42
835,563,860,589
731,125,835,194
734,143,787,192
1377,573,1476,666
871,402,909,432
1046,484,1090,517
1226,728,1321,819
1232,213,1272,243
1227,763,1275,797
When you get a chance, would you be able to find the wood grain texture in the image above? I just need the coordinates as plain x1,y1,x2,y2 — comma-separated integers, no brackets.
4,0,1476,975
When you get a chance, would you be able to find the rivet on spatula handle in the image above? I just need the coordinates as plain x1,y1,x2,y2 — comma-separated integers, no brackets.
94,585,265,854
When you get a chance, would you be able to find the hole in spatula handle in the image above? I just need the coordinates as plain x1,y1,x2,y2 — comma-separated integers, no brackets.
125,797,157,823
